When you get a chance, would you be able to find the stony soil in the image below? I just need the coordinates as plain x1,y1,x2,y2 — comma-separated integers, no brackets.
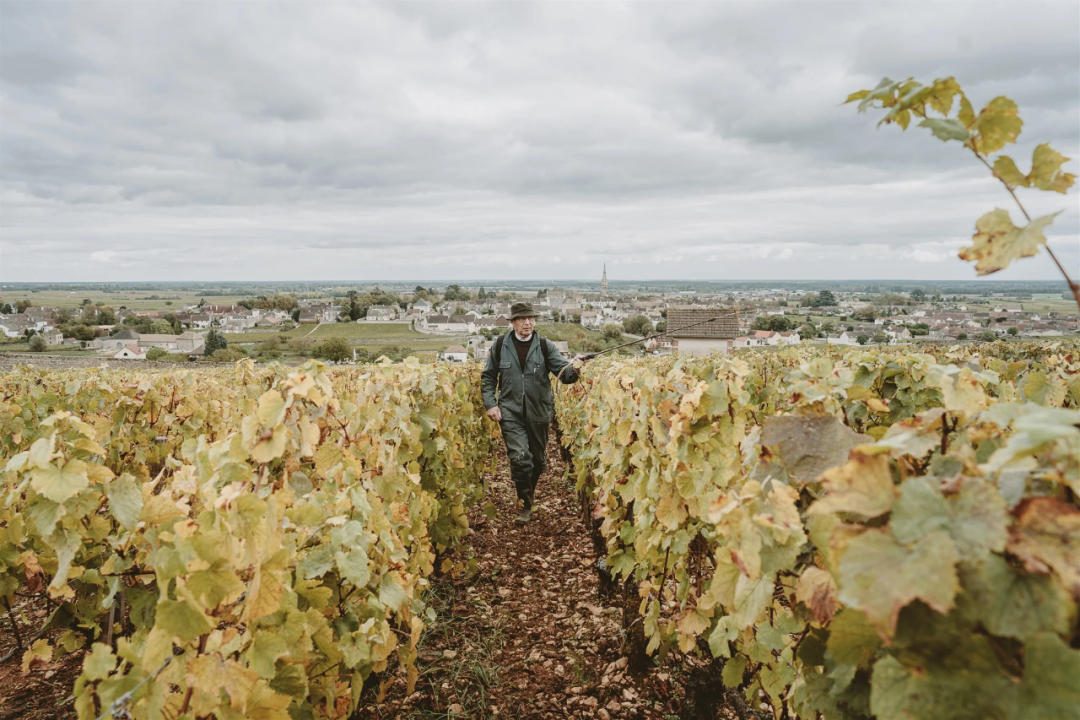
0,593,82,719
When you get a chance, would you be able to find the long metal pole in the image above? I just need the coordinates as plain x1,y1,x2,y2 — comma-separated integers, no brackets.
579,310,739,360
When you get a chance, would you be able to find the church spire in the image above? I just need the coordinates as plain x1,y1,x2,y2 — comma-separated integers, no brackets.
601,263,608,296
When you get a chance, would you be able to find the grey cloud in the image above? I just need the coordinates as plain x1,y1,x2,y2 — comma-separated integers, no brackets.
1,1,1077,282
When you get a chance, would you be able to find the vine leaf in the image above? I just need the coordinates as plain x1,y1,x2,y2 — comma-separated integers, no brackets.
961,555,1072,640
155,598,213,642
186,654,259,712
919,118,969,142
958,209,1059,275
1007,496,1080,598
1028,143,1077,193
993,145,1076,193
890,477,1007,562
972,96,1022,154
993,155,1030,187
106,473,143,531
30,459,90,504
795,567,839,625
808,449,897,519
836,528,960,639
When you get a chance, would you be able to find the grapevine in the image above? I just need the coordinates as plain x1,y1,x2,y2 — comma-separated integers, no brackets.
556,341,1079,719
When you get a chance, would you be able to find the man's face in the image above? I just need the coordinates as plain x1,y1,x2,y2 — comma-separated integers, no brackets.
511,316,536,337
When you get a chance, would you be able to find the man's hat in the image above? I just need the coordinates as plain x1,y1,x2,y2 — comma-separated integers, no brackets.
510,302,539,319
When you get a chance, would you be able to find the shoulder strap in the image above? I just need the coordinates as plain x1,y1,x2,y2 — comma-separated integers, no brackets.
538,335,554,374
494,333,505,368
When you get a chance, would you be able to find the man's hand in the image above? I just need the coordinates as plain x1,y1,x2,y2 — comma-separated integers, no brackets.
486,406,502,422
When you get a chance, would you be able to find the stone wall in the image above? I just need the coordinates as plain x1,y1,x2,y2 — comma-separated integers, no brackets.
0,353,235,371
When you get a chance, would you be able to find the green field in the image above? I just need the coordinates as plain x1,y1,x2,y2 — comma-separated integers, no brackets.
303,322,428,340
225,322,429,343
0,289,257,311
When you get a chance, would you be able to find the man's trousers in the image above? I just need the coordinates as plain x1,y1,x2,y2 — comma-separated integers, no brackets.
499,413,549,509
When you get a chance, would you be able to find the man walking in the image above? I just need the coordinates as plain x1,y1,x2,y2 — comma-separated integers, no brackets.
481,302,581,525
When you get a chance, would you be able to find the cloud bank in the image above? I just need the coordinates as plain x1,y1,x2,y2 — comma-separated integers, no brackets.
1,1,1077,282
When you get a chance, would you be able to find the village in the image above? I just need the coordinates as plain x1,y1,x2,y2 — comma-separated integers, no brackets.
1,272,1077,365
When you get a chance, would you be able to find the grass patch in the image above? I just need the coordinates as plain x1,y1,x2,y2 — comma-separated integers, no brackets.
307,323,426,340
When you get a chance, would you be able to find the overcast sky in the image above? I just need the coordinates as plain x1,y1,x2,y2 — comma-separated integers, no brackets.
2,1,1077,283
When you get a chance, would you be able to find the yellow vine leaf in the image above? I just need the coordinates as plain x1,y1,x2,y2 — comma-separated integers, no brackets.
1007,497,1080,599
795,567,839,625
972,96,1022,154
1029,143,1077,194
958,209,1059,275
808,449,897,519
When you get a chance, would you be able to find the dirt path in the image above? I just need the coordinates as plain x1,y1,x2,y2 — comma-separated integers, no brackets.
357,429,683,720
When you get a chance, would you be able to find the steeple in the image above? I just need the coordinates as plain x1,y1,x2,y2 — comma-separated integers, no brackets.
601,263,608,296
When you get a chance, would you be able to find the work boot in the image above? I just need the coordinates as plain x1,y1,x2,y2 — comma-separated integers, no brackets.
515,492,533,525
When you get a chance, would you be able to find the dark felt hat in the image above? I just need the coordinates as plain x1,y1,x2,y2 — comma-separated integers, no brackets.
510,302,539,319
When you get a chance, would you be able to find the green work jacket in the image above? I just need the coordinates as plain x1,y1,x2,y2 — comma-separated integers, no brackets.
480,331,578,423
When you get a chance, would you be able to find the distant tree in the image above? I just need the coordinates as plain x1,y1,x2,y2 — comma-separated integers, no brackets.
238,299,254,310
204,329,227,355
161,313,180,333
797,323,817,338
315,337,352,363
655,320,667,333
820,320,838,336
1007,326,1019,336
622,315,653,336
1,303,13,314
907,323,929,336
852,308,877,322
979,331,996,342
814,290,837,307
957,332,968,340
197,298,206,308
291,308,301,323
536,288,548,298
872,331,889,345
602,323,623,342
752,315,792,332
856,334,869,345
910,288,927,302
97,307,117,325
29,335,47,352
82,298,92,307
344,290,363,321
846,325,855,332
443,284,471,302
148,320,173,334
477,287,487,299
210,347,245,362
269,294,298,311
15,300,31,313
65,325,96,342
145,347,169,361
